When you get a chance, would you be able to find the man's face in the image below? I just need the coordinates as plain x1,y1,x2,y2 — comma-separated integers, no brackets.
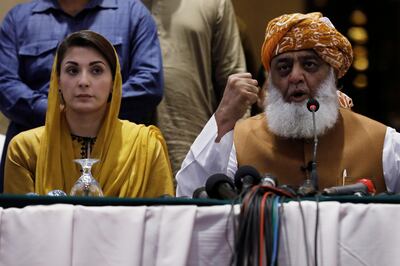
265,59,339,139
269,50,332,102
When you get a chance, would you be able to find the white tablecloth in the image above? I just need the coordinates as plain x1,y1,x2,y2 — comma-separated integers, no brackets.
0,201,398,266
0,204,238,266
279,201,400,266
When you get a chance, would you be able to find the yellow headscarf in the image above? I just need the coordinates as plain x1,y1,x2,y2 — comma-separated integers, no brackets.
261,12,353,78
35,32,174,197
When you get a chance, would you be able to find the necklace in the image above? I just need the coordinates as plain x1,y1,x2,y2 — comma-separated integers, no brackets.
71,134,97,159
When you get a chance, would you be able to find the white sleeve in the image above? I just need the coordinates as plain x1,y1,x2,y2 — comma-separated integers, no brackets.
383,127,400,193
175,115,238,197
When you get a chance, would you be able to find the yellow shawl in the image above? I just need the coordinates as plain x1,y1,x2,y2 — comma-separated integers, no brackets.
35,50,174,197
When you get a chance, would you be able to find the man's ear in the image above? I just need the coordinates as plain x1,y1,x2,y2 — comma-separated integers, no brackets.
333,69,340,87
256,78,269,110
337,90,353,109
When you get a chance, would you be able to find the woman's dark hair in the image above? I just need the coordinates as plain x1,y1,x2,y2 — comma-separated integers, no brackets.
56,30,117,77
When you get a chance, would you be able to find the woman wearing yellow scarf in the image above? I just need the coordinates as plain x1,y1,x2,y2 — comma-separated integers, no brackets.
4,30,174,197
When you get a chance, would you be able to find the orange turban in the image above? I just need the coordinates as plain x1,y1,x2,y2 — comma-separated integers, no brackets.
261,12,353,78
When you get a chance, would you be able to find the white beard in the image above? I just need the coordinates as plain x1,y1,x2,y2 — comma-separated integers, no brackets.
265,69,339,139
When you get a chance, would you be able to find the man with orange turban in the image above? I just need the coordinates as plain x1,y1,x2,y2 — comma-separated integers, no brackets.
175,12,400,198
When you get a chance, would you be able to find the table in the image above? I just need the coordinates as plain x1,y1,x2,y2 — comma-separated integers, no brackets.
0,195,399,266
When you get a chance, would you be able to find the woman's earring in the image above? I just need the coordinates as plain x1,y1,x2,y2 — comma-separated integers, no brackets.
59,89,65,105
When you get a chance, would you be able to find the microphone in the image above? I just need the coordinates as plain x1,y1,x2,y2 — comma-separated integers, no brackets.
297,179,317,197
260,174,297,198
260,173,277,187
192,187,209,199
205,174,238,200
322,178,376,196
307,98,320,112
306,98,320,191
234,165,261,194
279,184,298,197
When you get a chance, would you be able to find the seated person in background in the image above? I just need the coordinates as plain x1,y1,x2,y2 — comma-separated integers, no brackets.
176,12,400,197
4,31,174,197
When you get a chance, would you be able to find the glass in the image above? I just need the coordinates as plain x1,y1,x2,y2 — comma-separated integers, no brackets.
70,158,104,197
48,190,67,196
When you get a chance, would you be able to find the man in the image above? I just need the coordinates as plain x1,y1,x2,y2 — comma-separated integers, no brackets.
141,0,246,176
0,0,163,192
176,12,400,197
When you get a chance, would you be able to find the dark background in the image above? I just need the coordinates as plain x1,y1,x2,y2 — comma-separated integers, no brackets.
305,0,400,130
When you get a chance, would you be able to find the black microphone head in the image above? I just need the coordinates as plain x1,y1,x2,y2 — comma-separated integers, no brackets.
307,98,320,112
205,173,236,199
192,187,209,199
234,165,261,191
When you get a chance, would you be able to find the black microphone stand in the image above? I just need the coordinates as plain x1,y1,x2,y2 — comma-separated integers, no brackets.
310,107,319,191
298,99,320,196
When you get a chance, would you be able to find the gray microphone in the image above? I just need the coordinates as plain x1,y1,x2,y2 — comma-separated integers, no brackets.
322,179,376,196
260,173,277,187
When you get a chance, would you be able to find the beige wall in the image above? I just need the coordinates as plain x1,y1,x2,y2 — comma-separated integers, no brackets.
232,0,305,69
1,0,28,20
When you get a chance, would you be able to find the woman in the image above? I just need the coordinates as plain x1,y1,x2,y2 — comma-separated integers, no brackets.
4,31,174,197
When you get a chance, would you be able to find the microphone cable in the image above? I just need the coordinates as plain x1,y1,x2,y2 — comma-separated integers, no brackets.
297,195,320,266
259,192,273,265
231,184,293,266
297,196,311,266
314,196,320,266
225,198,237,257
270,196,282,266
232,185,263,265
230,185,257,265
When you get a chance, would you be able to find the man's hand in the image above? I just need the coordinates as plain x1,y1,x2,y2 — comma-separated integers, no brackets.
215,73,259,142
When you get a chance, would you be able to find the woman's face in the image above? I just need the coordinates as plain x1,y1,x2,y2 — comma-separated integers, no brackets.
58,46,113,116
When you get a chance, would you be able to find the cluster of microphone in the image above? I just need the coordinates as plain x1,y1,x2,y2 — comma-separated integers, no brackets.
193,165,377,200
193,165,276,200
192,165,286,200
